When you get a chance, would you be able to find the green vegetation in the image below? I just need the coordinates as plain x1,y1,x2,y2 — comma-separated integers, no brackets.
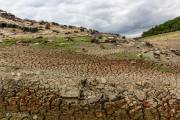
0,36,91,48
151,63,173,72
0,64,21,72
0,39,17,46
142,17,180,37
113,52,147,60
112,52,177,73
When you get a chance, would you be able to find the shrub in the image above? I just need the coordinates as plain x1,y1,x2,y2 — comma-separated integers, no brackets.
45,23,50,29
91,38,99,43
122,36,126,39
51,22,59,26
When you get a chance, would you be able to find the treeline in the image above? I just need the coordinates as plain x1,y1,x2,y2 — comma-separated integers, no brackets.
142,16,180,37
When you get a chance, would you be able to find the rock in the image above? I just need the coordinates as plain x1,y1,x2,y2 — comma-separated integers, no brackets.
171,49,180,56
95,111,103,118
48,39,53,42
33,115,38,120
90,37,99,43
63,87,79,98
161,50,168,55
105,105,114,115
81,79,87,87
143,99,155,108
101,78,107,84
145,42,153,47
36,71,41,75
154,48,159,51
11,72,16,76
130,61,137,65
153,51,161,59
134,90,146,101
45,23,50,29
90,79,99,86
142,49,149,53
176,90,180,100
87,95,98,103
154,51,161,55
17,73,21,77
82,48,87,52
0,82,2,92
34,43,39,45
0,59,6,64
0,39,3,43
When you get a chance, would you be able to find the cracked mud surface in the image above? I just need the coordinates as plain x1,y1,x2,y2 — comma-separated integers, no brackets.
0,46,180,120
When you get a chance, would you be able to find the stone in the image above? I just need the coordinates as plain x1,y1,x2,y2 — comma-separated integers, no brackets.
95,111,103,118
145,42,153,47
63,88,79,98
88,94,102,103
171,49,180,56
101,78,106,84
17,73,21,77
90,79,99,86
33,115,38,120
105,106,114,115
134,90,146,101
11,72,16,76
143,100,153,108
153,51,161,59
176,90,180,100
154,51,161,55
34,43,39,45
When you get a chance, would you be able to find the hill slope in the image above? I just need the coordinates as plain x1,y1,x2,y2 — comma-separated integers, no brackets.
142,16,180,37
141,31,180,50
0,9,97,38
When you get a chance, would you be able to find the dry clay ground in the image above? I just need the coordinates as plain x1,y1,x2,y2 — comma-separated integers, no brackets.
0,35,180,120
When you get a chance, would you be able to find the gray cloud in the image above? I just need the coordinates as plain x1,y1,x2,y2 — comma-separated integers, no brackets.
0,0,180,37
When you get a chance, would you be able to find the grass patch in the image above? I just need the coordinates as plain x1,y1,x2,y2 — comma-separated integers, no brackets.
140,31,180,41
112,52,176,73
0,36,91,48
113,52,147,61
72,36,91,43
0,39,17,46
0,64,21,72
151,63,173,72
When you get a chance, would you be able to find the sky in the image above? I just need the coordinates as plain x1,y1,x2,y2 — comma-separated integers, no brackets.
0,0,180,37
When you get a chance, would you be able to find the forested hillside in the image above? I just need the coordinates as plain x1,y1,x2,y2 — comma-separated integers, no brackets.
142,17,180,37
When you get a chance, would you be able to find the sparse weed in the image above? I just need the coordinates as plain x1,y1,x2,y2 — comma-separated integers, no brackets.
0,36,91,48
0,64,20,72
151,63,172,72
0,39,17,45
113,51,147,60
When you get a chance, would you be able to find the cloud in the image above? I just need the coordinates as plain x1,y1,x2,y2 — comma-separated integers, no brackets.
0,0,180,37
